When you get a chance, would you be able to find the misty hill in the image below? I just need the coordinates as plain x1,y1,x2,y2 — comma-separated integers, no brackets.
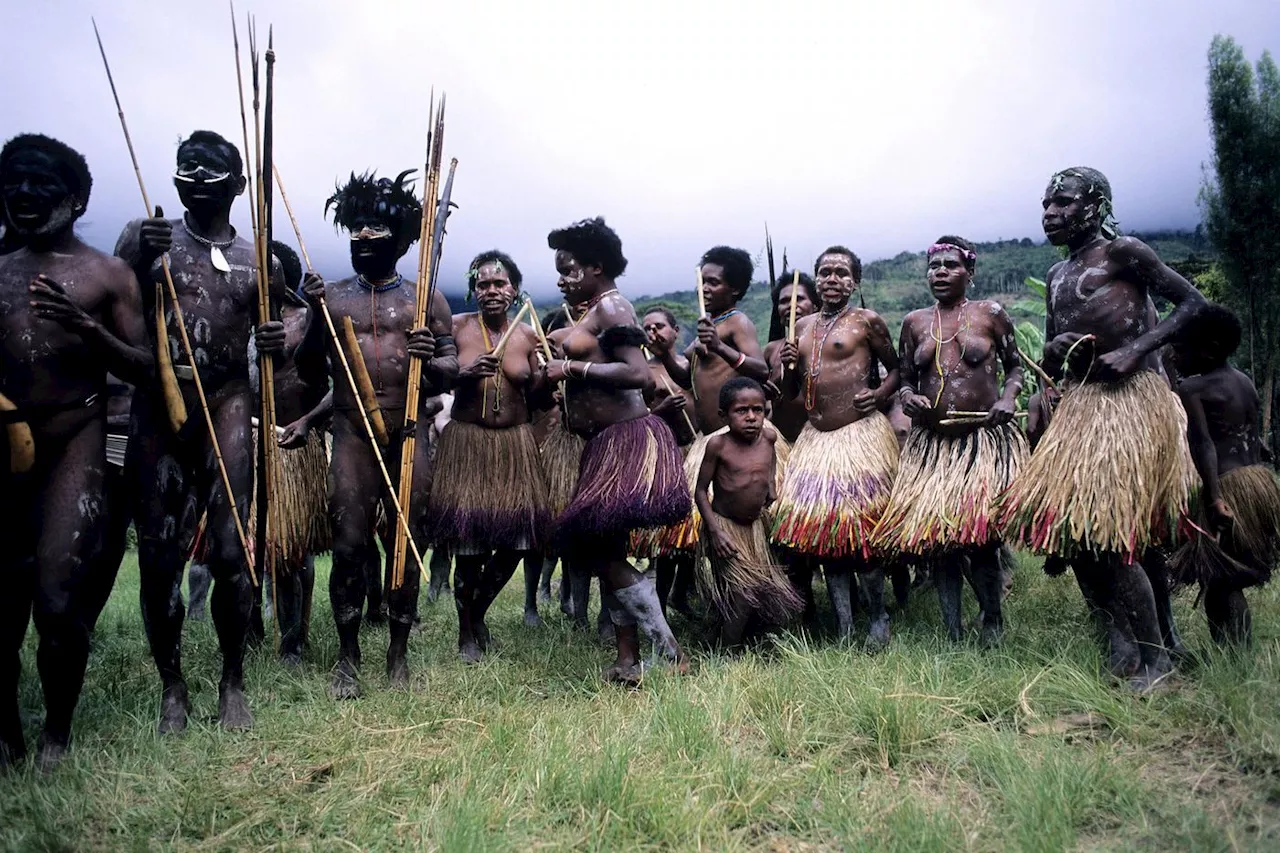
557,229,1215,347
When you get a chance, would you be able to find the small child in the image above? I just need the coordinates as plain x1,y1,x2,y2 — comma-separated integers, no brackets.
1171,304,1280,646
695,377,803,645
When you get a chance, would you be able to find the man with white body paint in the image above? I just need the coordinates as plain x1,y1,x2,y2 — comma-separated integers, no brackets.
115,130,286,734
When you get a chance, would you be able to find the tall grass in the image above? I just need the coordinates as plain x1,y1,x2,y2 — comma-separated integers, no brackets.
1,551,1277,850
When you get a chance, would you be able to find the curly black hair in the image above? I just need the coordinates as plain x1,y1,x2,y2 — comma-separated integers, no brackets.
177,130,243,179
325,169,423,249
1177,302,1241,366
814,245,862,283
700,245,754,299
1,133,93,207
466,249,523,294
547,216,627,279
718,376,765,412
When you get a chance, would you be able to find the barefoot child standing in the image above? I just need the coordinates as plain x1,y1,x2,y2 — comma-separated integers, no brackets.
695,378,803,646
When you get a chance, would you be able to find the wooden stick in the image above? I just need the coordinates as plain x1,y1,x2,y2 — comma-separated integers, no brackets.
642,345,697,436
945,410,1029,418
938,415,1028,427
561,302,577,327
93,18,256,585
228,1,256,236
525,297,553,361
0,392,35,473
695,265,706,317
270,164,313,273
492,300,532,355
394,97,447,588
340,316,390,445
1016,346,1059,394
787,268,800,342
153,279,188,432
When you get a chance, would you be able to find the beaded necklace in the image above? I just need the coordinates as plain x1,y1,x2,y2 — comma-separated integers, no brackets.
477,310,511,415
930,300,970,407
358,274,405,392
805,305,852,411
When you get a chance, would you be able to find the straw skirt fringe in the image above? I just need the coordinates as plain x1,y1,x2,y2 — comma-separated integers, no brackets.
1169,464,1280,590
424,420,550,551
540,418,587,519
770,413,899,558
874,422,1028,556
699,510,804,624
996,370,1198,562
557,414,691,543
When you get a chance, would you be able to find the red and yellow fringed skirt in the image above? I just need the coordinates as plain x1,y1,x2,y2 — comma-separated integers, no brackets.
874,422,1028,556
996,370,1198,563
770,413,899,559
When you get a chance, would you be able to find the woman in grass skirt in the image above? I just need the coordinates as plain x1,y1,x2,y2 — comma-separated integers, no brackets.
544,218,691,683
425,251,550,663
875,237,1028,645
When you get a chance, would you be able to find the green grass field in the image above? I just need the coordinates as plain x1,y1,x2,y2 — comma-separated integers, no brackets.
2,552,1278,851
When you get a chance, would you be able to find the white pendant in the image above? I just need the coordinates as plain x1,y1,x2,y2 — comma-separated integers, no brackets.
210,245,231,274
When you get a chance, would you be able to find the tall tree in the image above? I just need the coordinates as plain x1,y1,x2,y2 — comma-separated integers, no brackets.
1200,35,1280,447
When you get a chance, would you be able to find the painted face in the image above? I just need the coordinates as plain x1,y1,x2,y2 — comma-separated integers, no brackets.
0,148,81,237
927,249,970,305
473,261,516,316
775,283,815,324
643,311,679,348
555,249,595,304
722,387,766,440
700,263,736,315
1041,176,1097,246
814,253,857,307
174,140,244,215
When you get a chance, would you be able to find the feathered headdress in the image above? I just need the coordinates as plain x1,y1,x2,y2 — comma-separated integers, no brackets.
325,169,422,247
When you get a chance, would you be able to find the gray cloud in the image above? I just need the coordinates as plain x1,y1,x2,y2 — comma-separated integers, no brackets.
4,0,1277,299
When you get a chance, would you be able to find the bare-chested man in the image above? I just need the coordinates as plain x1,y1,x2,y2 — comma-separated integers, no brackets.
998,167,1205,690
425,250,549,662
773,246,901,648
876,236,1027,645
298,169,456,698
1,134,150,768
115,130,287,734
1170,305,1279,647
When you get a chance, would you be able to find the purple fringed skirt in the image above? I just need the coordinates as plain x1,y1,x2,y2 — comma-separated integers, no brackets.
556,414,691,545
424,420,551,551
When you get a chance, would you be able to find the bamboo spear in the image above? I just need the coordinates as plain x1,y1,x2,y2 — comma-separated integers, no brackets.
271,165,426,579
787,269,801,342
249,18,282,590
93,18,256,585
393,97,447,588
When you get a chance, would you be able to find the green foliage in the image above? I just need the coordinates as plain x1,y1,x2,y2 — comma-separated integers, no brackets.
1200,35,1280,439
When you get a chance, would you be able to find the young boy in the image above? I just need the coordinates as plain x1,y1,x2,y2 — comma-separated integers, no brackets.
695,378,803,646
1171,304,1280,646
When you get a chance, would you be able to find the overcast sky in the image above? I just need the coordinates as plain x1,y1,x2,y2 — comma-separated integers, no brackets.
4,1,1278,299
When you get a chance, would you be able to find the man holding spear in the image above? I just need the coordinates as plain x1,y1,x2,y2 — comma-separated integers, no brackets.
114,129,287,733
298,169,456,698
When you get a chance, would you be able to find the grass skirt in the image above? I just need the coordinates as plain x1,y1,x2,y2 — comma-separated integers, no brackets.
556,414,690,544
874,422,1028,556
1169,464,1280,591
996,370,1198,562
699,511,804,624
632,424,791,557
540,419,587,519
771,413,899,559
425,420,550,551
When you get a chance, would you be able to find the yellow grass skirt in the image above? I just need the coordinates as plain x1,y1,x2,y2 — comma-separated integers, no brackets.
1170,464,1280,590
698,510,804,623
874,422,1028,556
540,419,587,519
770,413,899,559
996,370,1197,562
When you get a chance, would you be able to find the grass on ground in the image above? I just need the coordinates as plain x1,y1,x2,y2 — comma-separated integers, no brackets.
2,552,1279,851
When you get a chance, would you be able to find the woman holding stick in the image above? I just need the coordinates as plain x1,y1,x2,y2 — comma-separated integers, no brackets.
544,217,690,683
763,271,819,444
873,236,1027,645
425,250,550,663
